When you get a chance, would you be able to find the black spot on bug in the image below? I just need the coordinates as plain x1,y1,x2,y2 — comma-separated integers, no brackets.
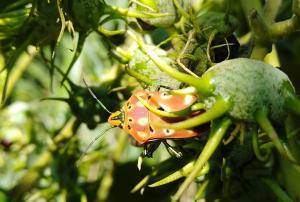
149,126,154,133
128,118,133,122
166,129,170,133
158,107,165,111
128,125,131,130
147,95,152,100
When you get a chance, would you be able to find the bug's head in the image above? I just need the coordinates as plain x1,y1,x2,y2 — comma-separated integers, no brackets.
108,110,124,128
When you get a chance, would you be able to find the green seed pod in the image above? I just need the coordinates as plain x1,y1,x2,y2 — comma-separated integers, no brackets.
132,0,180,28
204,58,294,122
196,11,238,40
71,0,107,31
128,45,181,90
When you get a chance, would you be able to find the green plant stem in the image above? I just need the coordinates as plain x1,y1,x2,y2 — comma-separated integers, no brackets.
293,0,300,18
0,32,34,104
111,6,173,19
154,97,230,129
10,117,76,201
284,89,300,116
128,30,214,95
149,161,209,187
263,0,282,23
171,118,232,202
279,157,300,201
97,131,128,201
271,15,300,38
240,0,263,26
255,109,299,164
261,178,294,202
252,126,271,161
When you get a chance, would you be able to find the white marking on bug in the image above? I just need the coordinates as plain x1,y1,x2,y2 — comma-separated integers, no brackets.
163,129,175,136
136,91,146,97
184,95,194,105
160,92,173,100
137,131,148,138
137,117,148,126
136,101,145,107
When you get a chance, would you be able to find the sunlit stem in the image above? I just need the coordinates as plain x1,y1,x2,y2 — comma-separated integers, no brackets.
154,97,230,129
171,118,232,202
149,162,209,187
285,89,300,116
128,31,214,95
191,103,205,111
261,178,294,202
111,6,173,18
136,95,184,117
170,86,197,95
255,109,299,164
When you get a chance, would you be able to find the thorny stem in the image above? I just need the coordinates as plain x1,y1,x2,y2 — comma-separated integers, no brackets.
154,97,230,129
128,30,214,95
171,118,232,202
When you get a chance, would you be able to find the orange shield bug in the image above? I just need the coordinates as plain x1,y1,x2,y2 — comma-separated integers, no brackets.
108,90,208,144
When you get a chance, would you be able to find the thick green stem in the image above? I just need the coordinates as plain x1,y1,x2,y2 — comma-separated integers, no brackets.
261,178,294,202
171,118,232,202
255,109,299,164
284,88,300,116
252,126,271,161
111,6,173,19
149,161,209,187
128,31,214,95
154,97,230,129
263,0,282,23
271,15,300,38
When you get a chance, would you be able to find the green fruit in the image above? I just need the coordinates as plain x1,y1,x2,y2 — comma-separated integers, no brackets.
204,58,293,122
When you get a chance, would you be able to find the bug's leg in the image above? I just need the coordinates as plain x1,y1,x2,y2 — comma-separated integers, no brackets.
137,142,161,170
154,96,230,129
128,30,214,95
172,117,232,202
284,89,300,116
162,140,183,158
255,109,300,164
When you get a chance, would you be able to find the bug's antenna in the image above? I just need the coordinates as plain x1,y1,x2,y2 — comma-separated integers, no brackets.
82,78,112,114
76,123,114,167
